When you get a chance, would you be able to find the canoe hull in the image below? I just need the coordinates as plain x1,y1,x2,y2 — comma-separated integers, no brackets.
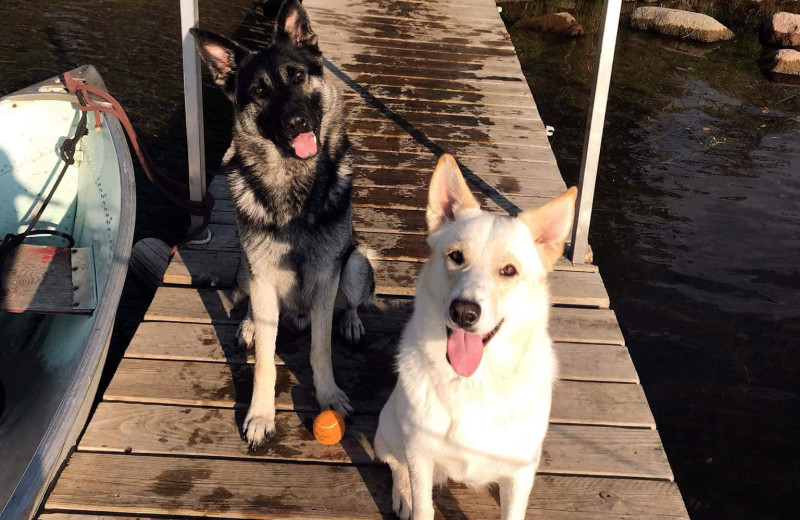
0,65,136,519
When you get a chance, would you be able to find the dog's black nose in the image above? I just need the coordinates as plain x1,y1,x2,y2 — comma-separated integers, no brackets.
450,299,481,328
284,113,310,136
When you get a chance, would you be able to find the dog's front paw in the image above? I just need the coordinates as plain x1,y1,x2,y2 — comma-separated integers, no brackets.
316,384,354,417
243,410,276,449
340,308,365,344
237,317,255,349
392,480,412,520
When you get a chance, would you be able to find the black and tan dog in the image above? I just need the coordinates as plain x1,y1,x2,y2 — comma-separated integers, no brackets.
192,0,373,448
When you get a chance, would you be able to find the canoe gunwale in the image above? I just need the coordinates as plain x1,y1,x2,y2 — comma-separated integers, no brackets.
0,65,136,520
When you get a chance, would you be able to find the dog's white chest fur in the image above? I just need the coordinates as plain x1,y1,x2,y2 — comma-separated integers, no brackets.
389,333,554,485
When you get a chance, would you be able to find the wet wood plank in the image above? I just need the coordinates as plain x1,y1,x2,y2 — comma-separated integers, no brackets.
207,177,557,217
344,94,544,122
208,165,562,206
80,403,670,479
332,70,534,99
124,321,637,383
306,0,505,23
347,120,546,149
308,11,514,48
45,453,688,519
346,135,552,164
103,358,654,428
346,102,546,138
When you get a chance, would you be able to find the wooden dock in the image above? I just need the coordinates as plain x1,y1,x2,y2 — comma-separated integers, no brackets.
40,0,689,518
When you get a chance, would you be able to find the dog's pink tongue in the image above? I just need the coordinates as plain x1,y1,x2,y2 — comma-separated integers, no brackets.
446,328,484,377
291,132,317,159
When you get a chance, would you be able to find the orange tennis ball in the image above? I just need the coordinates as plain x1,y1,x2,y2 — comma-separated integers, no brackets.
313,410,345,445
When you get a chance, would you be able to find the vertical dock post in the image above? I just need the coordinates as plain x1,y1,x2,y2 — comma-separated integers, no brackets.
180,0,206,233
570,0,622,264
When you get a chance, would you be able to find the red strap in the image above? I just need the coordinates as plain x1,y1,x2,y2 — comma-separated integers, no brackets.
63,72,214,252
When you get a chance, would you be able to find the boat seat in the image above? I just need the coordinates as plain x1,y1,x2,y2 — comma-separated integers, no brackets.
1,244,96,315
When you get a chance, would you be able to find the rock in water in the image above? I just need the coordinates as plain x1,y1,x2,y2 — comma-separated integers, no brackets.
513,12,585,37
630,7,734,43
760,48,800,85
759,12,800,49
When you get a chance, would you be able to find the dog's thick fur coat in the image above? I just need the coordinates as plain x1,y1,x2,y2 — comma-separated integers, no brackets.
192,0,374,448
375,155,577,520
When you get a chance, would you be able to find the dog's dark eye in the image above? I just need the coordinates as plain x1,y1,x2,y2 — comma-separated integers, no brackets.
250,84,267,98
500,264,517,277
292,70,305,84
448,250,464,265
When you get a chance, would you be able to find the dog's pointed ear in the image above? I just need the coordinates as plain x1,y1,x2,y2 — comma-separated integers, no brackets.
518,187,578,272
191,28,250,94
426,154,480,233
274,0,319,50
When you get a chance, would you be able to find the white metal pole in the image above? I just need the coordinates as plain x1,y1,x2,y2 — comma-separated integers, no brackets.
570,0,622,264
180,0,206,232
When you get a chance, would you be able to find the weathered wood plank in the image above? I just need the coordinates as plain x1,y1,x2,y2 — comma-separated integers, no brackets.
319,32,518,58
340,84,539,113
39,515,161,520
348,121,544,149
346,103,546,138
344,93,544,122
209,200,432,234
208,172,567,215
208,179,551,217
346,135,552,164
308,11,515,48
333,70,534,99
80,403,670,479
325,45,524,76
556,343,639,384
143,287,623,344
209,167,562,213
103,358,654,427
354,169,564,198
163,243,608,294
44,453,689,519
209,205,596,269
125,322,637,383
337,61,531,94
164,250,596,298
306,0,504,23
166,247,608,306
161,251,607,306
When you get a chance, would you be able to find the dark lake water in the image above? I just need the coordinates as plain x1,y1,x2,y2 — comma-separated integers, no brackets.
1,0,797,518
504,1,799,519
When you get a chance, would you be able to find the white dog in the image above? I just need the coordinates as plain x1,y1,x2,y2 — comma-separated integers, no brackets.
374,154,577,520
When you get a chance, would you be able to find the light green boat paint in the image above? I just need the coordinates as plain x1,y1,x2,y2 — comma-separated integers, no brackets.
0,66,135,520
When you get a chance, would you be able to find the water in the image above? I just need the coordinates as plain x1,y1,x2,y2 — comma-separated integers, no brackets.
1,0,797,518
503,1,799,518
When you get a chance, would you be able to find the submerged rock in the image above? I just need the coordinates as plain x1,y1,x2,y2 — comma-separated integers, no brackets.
513,12,585,37
760,48,800,84
759,12,800,48
630,7,734,43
